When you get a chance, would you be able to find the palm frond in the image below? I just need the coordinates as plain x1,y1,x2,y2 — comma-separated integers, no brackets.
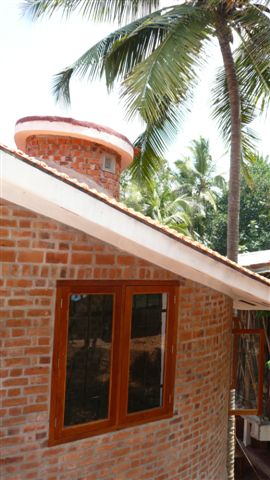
212,4,270,163
21,0,160,24
128,69,204,186
51,9,171,102
211,65,260,162
200,190,217,210
189,137,213,177
231,4,270,112
121,6,212,125
129,123,167,186
52,66,74,104
104,11,175,90
213,174,227,191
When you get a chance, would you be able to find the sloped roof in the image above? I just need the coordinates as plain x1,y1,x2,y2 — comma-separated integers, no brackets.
1,143,269,310
239,250,270,268
239,250,270,279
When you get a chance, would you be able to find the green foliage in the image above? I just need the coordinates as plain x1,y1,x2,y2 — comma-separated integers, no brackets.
120,160,192,235
174,137,226,242
22,0,160,24
239,154,270,252
121,144,269,256
204,190,228,255
121,137,226,241
212,4,270,161
205,154,270,254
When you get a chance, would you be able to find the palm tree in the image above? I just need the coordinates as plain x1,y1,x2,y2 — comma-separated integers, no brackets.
175,137,226,241
120,161,192,235
23,0,270,262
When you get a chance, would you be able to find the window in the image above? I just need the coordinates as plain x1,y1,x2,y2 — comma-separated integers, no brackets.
102,153,116,173
230,327,265,416
49,281,178,445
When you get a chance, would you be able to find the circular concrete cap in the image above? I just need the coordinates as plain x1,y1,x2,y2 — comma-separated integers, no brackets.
15,116,134,170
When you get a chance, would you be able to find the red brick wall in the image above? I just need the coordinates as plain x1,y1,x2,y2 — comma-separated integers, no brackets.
1,199,232,480
25,135,121,199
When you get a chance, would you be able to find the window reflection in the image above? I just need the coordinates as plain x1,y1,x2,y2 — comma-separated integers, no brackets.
235,333,261,411
64,294,113,426
128,293,167,414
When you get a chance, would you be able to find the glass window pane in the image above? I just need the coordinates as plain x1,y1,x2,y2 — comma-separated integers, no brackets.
64,294,113,427
234,333,261,411
128,293,167,414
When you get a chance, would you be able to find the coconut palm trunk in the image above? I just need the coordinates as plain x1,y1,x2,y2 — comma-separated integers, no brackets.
216,14,241,263
215,15,242,479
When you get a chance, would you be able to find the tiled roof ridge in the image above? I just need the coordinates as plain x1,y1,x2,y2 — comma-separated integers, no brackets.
1,142,270,289
16,116,134,148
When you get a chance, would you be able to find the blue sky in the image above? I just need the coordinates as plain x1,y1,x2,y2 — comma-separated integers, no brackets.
0,0,269,174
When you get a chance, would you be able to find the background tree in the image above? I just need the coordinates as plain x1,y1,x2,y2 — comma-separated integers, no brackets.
174,137,226,241
121,138,226,241
120,161,192,235
23,0,270,262
121,147,270,255
205,154,270,254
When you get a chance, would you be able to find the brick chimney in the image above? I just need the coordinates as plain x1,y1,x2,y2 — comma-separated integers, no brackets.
14,116,134,200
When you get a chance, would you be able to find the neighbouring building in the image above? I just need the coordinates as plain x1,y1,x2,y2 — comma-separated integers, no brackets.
1,116,270,480
238,250,270,447
239,250,270,280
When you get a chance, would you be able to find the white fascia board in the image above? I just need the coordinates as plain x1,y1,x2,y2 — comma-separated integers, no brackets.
1,151,269,311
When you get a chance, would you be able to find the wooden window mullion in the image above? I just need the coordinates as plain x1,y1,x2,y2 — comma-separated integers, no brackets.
230,328,265,416
117,285,132,426
49,281,178,446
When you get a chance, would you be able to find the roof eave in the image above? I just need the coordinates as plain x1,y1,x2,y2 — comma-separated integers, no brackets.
1,149,269,311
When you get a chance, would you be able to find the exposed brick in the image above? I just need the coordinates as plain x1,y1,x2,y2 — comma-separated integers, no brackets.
25,135,121,199
25,347,50,356
46,252,68,264
4,357,30,367
17,251,44,263
117,255,136,266
24,385,48,395
12,328,25,337
23,404,47,414
0,239,16,247
3,397,27,407
71,253,92,264
6,280,33,287
7,388,21,397
95,254,115,265
3,378,28,387
1,250,16,262
8,299,32,307
0,219,17,226
6,320,31,327
24,367,49,376
1,198,232,480
0,228,9,237
4,338,31,348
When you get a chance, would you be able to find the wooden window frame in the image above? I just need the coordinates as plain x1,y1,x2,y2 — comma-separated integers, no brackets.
49,280,178,446
230,328,265,416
